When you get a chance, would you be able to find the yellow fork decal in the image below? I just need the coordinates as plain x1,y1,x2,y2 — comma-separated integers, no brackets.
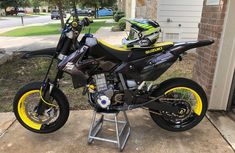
165,87,203,116
18,90,42,130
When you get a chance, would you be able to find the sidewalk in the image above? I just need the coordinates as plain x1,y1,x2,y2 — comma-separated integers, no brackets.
0,109,233,153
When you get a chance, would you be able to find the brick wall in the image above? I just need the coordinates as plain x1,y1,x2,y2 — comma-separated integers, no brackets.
193,0,227,100
136,0,157,19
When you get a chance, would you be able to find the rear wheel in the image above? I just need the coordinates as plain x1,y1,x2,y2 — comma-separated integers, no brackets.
149,78,207,132
13,82,69,133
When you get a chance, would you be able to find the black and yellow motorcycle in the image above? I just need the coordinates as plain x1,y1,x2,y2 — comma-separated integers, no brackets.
13,15,214,134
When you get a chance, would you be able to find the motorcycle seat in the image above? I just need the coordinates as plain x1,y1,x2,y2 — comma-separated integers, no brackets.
98,40,175,61
98,40,131,61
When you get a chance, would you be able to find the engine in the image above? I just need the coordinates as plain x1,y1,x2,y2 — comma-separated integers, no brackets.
88,73,138,109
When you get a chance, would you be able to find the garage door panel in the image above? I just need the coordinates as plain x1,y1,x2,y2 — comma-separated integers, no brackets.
157,0,203,42
158,16,201,23
159,0,203,5
159,11,202,17
158,5,203,12
159,22,199,28
181,33,199,40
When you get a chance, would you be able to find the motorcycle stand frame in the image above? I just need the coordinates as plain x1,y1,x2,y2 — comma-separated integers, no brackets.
87,110,131,151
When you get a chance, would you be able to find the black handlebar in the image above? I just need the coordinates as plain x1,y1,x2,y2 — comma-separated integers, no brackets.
64,16,93,31
80,17,93,27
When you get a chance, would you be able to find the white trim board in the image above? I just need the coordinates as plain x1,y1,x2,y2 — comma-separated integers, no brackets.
209,0,235,110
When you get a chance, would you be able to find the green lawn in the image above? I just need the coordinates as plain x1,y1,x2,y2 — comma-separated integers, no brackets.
96,16,113,19
27,13,50,16
0,21,115,37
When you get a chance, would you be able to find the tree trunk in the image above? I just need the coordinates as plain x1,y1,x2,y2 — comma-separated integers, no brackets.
57,0,65,28
4,7,7,16
95,7,97,19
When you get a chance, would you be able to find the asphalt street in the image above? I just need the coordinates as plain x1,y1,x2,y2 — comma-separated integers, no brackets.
0,15,58,29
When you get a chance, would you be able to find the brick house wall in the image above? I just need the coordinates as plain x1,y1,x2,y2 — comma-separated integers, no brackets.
136,0,157,19
193,0,227,101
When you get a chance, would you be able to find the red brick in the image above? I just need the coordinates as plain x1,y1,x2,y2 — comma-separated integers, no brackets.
193,0,227,101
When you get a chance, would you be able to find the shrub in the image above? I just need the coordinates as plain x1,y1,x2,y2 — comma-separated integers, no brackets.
118,17,126,31
113,11,125,22
111,17,126,32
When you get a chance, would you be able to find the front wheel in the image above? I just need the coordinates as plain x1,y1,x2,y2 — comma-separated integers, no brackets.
13,82,69,133
149,78,208,132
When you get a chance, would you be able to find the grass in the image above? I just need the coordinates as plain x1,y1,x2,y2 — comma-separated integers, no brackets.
0,20,115,37
1,24,62,36
96,16,113,19
0,53,196,112
75,16,113,20
0,55,89,112
27,13,50,16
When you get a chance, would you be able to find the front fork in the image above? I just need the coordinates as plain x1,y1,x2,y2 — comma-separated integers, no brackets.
36,70,64,115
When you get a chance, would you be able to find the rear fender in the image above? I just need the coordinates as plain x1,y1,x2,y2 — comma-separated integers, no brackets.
170,40,214,55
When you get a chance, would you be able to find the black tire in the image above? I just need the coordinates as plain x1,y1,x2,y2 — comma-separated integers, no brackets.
13,82,69,133
149,78,208,132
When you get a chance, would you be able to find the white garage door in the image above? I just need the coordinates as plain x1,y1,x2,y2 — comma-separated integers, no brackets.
157,0,204,42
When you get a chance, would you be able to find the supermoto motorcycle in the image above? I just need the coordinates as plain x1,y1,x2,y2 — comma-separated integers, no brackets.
13,15,214,134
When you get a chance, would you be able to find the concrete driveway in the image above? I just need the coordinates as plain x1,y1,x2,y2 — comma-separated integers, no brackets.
0,109,233,153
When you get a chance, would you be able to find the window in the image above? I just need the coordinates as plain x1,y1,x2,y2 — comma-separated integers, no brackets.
165,33,180,41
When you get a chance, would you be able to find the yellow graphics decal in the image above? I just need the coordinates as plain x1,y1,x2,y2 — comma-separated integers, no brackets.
98,39,131,52
153,42,174,47
145,47,163,54
18,90,42,130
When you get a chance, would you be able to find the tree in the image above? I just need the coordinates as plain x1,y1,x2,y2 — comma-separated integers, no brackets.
100,0,117,8
49,0,73,28
16,0,31,8
0,0,30,15
30,0,42,9
79,0,100,18
78,0,117,18
56,0,65,28
0,0,15,14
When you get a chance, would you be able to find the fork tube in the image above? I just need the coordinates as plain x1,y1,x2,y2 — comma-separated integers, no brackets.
53,70,64,87
42,55,57,85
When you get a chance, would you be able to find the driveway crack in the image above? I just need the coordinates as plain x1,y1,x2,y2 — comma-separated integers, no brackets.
0,118,16,138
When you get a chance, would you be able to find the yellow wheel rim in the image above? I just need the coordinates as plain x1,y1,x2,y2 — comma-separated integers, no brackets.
18,90,42,130
165,87,203,116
